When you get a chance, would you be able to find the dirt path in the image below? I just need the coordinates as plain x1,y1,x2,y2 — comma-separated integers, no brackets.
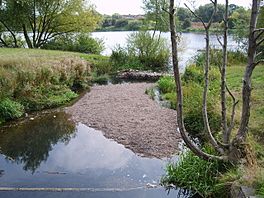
66,83,181,158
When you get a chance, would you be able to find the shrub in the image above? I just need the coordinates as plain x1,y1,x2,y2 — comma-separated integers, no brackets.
193,49,247,67
110,31,170,71
157,76,175,94
0,98,24,121
42,33,104,54
182,65,204,84
18,85,78,111
110,45,144,71
161,147,230,197
157,66,222,139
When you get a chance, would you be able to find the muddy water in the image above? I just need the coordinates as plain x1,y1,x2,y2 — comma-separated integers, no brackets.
0,112,189,197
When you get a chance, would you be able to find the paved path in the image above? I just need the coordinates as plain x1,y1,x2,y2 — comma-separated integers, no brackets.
66,83,180,158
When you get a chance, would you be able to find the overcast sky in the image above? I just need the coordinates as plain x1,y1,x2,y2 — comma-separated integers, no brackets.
90,0,252,15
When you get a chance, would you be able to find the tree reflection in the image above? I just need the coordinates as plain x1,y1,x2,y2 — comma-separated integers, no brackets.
0,112,76,173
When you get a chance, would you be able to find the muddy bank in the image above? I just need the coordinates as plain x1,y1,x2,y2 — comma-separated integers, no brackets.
66,83,181,158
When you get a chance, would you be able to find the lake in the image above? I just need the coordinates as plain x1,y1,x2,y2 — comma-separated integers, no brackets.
0,112,189,198
92,31,238,70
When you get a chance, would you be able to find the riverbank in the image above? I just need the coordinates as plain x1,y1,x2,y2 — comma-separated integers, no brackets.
0,48,107,125
66,83,181,158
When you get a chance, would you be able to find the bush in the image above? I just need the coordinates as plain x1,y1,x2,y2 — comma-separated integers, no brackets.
157,73,221,139
193,49,247,67
110,45,143,70
110,31,170,71
42,33,104,54
0,98,24,121
161,148,230,197
0,49,92,124
182,65,204,84
157,76,175,94
18,85,78,111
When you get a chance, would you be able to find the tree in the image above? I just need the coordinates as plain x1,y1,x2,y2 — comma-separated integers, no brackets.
194,3,225,23
0,0,101,48
169,0,263,163
143,0,170,34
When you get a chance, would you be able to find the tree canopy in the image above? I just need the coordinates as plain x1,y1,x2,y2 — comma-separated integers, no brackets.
0,0,101,48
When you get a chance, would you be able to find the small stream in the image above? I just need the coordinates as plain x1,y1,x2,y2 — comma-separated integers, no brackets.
0,112,190,197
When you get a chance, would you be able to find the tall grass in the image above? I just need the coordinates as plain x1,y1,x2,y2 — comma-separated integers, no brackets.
161,147,231,197
0,48,92,124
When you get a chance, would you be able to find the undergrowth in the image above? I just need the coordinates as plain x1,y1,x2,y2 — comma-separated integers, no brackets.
0,48,92,124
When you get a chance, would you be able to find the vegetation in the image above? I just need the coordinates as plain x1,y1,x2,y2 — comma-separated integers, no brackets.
99,13,144,31
161,148,231,197
159,0,264,196
41,33,105,54
110,31,170,71
0,48,94,124
0,0,101,48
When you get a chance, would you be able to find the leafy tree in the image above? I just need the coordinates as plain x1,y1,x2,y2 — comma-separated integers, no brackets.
194,3,225,23
143,0,170,33
169,0,264,163
0,0,101,48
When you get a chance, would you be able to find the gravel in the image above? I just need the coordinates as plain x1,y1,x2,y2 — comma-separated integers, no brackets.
66,83,181,158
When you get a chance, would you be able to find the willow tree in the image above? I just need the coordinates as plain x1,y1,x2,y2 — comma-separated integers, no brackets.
169,0,263,163
0,0,101,48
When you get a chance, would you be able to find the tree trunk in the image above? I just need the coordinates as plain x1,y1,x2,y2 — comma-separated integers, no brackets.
23,24,33,48
229,0,261,163
222,0,229,144
169,0,226,161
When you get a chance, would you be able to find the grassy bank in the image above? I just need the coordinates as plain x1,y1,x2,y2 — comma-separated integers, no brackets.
0,48,107,125
157,63,264,197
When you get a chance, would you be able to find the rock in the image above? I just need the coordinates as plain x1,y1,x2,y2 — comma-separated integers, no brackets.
146,183,158,188
116,70,172,81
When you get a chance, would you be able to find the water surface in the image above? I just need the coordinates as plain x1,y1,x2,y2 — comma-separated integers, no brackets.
0,112,187,197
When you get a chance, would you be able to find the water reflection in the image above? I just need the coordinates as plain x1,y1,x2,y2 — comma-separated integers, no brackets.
0,111,186,197
0,112,76,172
44,124,133,172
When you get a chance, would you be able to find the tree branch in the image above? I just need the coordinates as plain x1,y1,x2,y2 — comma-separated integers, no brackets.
254,59,264,66
226,84,239,143
216,35,223,47
169,0,227,160
256,37,264,47
255,28,264,40
184,3,206,29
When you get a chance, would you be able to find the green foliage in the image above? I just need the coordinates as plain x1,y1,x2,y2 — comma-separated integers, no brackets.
161,147,230,197
194,3,226,23
229,7,251,49
256,183,264,197
157,76,175,94
0,0,101,48
110,31,170,71
193,49,247,67
42,33,104,55
142,0,169,32
0,98,24,121
0,48,92,124
157,66,221,139
100,14,144,31
110,45,143,70
18,85,78,111
182,65,204,84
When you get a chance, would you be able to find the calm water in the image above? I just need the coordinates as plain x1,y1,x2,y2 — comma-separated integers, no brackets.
0,112,188,197
92,31,238,70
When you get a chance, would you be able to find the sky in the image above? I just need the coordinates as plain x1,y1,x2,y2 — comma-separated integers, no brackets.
89,0,252,15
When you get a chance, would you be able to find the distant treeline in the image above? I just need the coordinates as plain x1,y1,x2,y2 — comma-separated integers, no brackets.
97,3,250,32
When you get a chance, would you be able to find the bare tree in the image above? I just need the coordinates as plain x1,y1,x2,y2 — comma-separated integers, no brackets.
169,0,263,163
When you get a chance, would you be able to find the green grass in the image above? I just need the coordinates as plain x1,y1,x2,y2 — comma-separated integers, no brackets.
0,48,96,124
161,147,231,197
158,64,264,197
226,65,264,141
